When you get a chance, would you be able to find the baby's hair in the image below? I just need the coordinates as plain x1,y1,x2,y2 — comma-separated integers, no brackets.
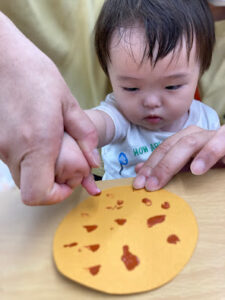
95,0,215,75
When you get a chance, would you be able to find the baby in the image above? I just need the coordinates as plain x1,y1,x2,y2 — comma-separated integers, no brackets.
82,0,220,181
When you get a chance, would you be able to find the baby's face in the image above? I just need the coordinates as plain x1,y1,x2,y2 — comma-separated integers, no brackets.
107,26,200,132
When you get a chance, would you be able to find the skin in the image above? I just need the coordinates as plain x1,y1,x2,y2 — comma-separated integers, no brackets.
0,12,100,205
88,26,198,142
133,125,225,191
107,28,200,133
59,5,225,194
84,26,200,142
133,10,225,191
1,9,223,205
56,23,225,195
62,25,202,190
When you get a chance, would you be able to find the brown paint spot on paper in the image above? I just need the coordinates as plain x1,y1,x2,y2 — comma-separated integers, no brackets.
147,215,166,227
106,203,123,210
81,212,89,217
117,200,124,206
85,244,100,252
106,193,114,198
88,265,101,275
121,245,140,271
142,198,152,206
161,202,170,209
167,234,180,244
106,205,117,210
63,242,78,248
114,218,127,225
83,225,98,232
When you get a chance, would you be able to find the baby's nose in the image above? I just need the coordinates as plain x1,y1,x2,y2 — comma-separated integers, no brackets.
143,94,161,108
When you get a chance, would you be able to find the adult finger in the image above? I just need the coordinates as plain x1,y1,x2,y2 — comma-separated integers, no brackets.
20,152,73,205
191,125,225,174
62,94,100,169
143,130,216,191
135,162,144,173
133,126,203,189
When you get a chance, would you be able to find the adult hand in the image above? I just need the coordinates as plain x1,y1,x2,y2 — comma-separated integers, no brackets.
55,133,101,196
133,125,225,191
0,12,100,205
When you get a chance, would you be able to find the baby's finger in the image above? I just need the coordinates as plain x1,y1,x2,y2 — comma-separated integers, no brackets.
55,133,90,186
81,174,101,196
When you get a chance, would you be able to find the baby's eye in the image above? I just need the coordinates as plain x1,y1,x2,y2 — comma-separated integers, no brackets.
165,85,182,90
122,87,139,92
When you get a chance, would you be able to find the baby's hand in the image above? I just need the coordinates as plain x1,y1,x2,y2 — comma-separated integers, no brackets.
55,133,101,197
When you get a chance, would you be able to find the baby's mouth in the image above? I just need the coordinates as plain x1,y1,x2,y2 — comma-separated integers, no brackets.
144,115,162,124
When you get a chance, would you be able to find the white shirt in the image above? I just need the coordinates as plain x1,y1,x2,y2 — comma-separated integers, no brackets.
95,93,220,180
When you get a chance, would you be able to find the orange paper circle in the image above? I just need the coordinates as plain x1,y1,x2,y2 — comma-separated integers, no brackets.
53,186,198,294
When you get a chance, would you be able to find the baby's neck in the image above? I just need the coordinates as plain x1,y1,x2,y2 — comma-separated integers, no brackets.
161,111,189,132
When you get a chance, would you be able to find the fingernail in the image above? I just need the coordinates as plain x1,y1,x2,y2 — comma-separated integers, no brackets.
94,188,101,195
133,174,146,189
142,167,152,177
92,149,101,167
191,159,206,175
145,176,159,191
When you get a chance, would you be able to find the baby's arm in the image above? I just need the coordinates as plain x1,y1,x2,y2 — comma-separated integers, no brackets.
85,109,115,147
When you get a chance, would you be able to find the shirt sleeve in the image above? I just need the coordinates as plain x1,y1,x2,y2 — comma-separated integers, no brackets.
188,100,221,130
200,102,221,130
93,94,129,142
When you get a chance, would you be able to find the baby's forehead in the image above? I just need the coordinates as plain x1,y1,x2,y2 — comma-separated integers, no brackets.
110,26,147,57
109,27,198,68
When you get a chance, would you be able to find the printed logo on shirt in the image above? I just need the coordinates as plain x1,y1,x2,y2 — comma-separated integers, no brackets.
133,142,161,157
118,152,128,176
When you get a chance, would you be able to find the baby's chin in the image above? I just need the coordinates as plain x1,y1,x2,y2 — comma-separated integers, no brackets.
129,116,183,132
137,120,181,132
138,122,165,132
160,114,189,132
133,117,165,131
159,122,186,132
